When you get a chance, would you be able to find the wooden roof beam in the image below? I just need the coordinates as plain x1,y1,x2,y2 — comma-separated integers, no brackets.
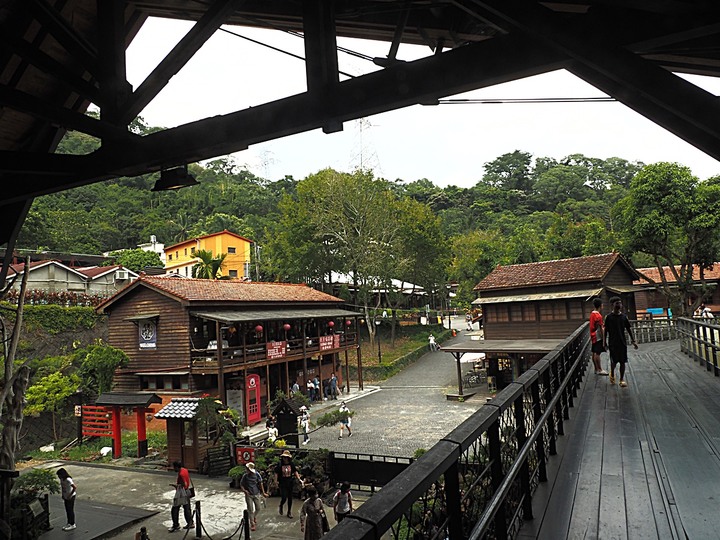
119,0,248,125
97,0,132,128
302,0,342,134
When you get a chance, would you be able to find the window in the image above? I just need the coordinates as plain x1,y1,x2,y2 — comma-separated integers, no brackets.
191,247,195,254
175,251,179,258
495,306,509,322
184,248,187,255
229,269,238,278
168,254,173,261
228,246,236,254
522,304,537,321
568,300,584,320
509,304,522,321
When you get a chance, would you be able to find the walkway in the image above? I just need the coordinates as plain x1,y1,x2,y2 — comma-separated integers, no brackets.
519,339,720,539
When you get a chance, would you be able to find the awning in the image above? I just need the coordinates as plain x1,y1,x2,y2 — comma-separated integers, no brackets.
125,312,160,321
135,371,189,376
472,288,602,305
190,308,362,323
441,339,563,354
605,285,643,294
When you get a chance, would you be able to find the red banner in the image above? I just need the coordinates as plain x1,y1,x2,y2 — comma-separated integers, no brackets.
266,340,287,359
319,335,334,351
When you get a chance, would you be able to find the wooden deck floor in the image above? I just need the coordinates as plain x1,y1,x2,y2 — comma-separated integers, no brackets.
518,340,720,540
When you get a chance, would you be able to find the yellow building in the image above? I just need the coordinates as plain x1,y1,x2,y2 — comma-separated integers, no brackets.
164,230,253,279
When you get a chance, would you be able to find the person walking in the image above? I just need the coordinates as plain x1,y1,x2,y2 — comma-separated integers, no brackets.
589,298,608,375
428,334,438,352
56,468,77,531
300,485,327,539
299,406,311,445
329,373,338,400
168,461,194,532
465,312,473,331
313,376,321,402
338,401,352,440
332,481,353,523
604,296,638,388
240,462,269,531
276,450,303,518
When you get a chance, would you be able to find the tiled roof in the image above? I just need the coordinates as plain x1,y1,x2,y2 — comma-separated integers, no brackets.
76,265,120,279
137,275,344,303
155,398,200,419
635,263,720,284
165,229,254,251
475,253,628,291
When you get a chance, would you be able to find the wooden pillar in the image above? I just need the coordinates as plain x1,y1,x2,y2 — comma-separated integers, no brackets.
265,363,271,415
136,408,148,458
243,367,248,427
216,320,225,405
344,349,350,396
111,406,122,459
301,321,309,390
285,361,290,395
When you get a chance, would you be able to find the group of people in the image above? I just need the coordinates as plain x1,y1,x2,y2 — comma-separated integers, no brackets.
589,296,639,387
305,373,341,402
239,449,354,539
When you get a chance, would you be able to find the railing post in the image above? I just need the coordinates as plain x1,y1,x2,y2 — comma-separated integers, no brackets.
552,360,565,436
543,368,557,456
488,420,508,540
195,500,202,539
444,460,464,540
243,508,250,539
702,325,711,371
532,379,547,482
710,326,719,377
514,393,533,520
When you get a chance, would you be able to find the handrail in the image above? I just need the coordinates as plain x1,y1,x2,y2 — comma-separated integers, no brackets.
677,317,720,376
326,322,591,540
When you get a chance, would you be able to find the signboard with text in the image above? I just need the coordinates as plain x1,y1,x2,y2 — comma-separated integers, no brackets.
266,341,287,359
319,335,334,351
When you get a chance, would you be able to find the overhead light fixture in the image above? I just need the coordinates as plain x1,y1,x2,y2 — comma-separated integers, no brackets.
151,165,199,191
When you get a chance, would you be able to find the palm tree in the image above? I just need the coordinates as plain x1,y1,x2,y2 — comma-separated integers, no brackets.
192,249,227,279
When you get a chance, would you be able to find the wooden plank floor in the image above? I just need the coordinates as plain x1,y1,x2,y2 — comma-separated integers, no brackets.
518,340,720,540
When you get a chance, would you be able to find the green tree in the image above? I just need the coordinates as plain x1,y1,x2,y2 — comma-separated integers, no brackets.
482,150,535,193
192,249,228,279
616,163,720,315
109,248,163,273
77,344,129,395
25,372,81,440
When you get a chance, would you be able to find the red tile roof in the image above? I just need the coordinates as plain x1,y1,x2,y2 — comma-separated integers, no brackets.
635,263,720,284
106,275,344,305
164,229,254,251
76,265,121,279
475,253,633,291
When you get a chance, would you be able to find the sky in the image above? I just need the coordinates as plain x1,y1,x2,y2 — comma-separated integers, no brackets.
125,17,720,188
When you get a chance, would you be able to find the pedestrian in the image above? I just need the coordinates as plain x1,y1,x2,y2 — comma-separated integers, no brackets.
338,401,352,440
330,373,338,400
332,481,353,523
428,334,438,352
275,450,303,519
589,298,608,375
300,485,327,539
300,407,311,445
267,424,279,445
465,312,473,331
604,296,638,388
168,461,194,532
700,303,713,319
313,376,321,401
240,462,269,532
56,468,77,531
266,414,276,430
291,380,300,397
307,378,315,402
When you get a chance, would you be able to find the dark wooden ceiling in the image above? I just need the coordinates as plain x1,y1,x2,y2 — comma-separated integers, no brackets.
2,0,720,269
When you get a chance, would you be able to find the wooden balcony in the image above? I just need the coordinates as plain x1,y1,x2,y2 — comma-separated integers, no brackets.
189,332,359,373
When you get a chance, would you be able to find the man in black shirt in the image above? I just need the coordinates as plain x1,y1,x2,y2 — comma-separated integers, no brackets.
604,296,638,387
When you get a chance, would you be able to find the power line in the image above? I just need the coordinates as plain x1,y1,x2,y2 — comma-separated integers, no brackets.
437,97,616,104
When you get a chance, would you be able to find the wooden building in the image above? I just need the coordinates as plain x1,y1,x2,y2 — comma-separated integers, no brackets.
467,253,640,389
634,263,720,317
96,276,361,428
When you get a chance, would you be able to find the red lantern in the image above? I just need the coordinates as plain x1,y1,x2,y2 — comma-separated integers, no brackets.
328,321,335,328
345,320,352,327
283,323,291,332
255,324,263,334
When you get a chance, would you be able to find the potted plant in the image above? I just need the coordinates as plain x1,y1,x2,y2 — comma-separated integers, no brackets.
10,468,60,539
228,465,247,488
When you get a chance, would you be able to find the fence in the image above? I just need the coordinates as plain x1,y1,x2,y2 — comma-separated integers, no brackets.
630,318,679,344
678,317,720,376
326,322,590,540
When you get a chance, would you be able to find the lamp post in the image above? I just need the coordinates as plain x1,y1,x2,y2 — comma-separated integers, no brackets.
74,388,83,446
375,319,382,364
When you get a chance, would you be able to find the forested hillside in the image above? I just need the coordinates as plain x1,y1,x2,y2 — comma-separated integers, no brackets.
19,121,719,306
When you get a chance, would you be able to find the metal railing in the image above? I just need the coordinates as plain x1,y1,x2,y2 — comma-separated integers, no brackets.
678,317,720,376
326,323,590,540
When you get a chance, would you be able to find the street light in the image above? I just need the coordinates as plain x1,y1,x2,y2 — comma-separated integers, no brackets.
375,319,382,364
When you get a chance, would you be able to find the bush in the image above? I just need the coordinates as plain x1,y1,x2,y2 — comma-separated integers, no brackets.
12,468,60,496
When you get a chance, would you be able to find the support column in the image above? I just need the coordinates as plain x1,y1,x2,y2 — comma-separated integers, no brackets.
136,408,148,458
111,406,122,459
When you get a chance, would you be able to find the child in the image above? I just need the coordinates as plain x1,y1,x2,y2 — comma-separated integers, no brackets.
56,468,77,531
333,481,353,523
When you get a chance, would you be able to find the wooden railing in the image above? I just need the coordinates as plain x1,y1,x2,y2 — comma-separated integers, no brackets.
326,323,591,540
630,318,679,344
189,332,359,370
678,317,720,376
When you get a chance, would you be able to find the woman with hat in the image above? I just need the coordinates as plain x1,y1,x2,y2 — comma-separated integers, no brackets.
275,450,302,518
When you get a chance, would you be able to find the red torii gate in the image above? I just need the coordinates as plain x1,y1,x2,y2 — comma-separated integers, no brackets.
83,392,162,459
